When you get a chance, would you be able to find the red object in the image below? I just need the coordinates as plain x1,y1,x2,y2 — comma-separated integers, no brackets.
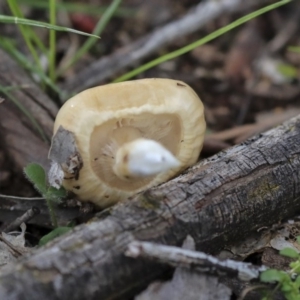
70,13,97,34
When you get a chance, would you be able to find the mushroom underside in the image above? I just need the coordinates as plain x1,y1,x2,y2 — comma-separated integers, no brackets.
89,112,182,191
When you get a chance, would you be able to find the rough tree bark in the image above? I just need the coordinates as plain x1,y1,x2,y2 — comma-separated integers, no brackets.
0,114,299,300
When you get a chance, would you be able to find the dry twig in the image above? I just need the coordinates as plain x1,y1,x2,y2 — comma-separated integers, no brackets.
2,207,40,233
126,238,267,282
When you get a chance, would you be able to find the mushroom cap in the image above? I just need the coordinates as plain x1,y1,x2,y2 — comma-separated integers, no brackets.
52,78,206,207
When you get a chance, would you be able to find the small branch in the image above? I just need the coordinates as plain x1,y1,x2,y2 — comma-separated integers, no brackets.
0,196,82,227
2,207,40,233
126,240,267,282
0,194,45,201
0,235,23,258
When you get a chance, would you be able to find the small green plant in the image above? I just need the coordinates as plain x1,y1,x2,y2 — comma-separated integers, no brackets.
277,63,298,81
260,237,300,300
288,46,300,54
39,226,72,246
24,163,67,227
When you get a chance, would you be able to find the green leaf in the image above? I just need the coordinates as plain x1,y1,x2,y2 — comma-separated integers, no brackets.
0,15,100,38
296,236,300,245
295,275,300,285
288,46,300,54
280,248,299,259
260,269,286,283
24,163,47,195
47,186,67,202
277,63,298,79
290,261,300,274
281,283,292,292
39,227,72,246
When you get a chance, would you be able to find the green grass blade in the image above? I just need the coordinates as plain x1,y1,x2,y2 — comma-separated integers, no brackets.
113,0,292,82
0,15,100,38
288,46,300,53
7,0,47,54
7,0,43,72
0,85,48,142
17,0,135,18
58,0,121,75
0,37,63,98
49,0,56,81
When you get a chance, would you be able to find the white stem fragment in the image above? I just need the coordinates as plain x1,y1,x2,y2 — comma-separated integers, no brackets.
114,138,180,179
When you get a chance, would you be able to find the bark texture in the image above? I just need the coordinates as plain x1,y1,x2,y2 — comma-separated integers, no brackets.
0,114,300,300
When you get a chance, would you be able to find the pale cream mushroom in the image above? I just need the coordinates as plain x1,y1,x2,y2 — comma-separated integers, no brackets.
49,78,206,207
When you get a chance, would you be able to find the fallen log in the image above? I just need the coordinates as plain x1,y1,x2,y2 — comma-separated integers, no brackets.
0,113,300,300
